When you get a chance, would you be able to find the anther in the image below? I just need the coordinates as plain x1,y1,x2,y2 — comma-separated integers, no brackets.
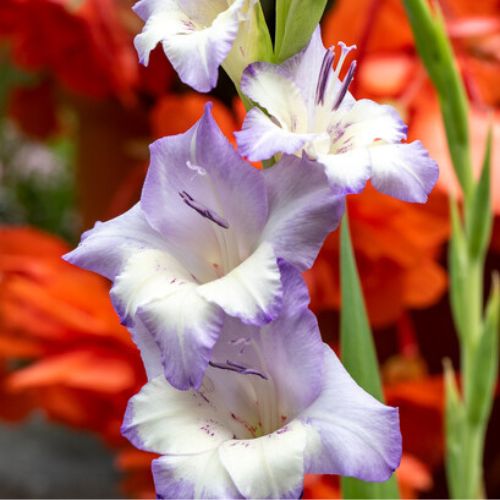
209,360,268,380
332,60,357,111
179,191,229,229
315,46,335,105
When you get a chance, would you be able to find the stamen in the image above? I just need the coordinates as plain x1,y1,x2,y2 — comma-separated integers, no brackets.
179,191,229,229
315,46,335,105
332,60,357,111
333,42,356,81
209,360,268,380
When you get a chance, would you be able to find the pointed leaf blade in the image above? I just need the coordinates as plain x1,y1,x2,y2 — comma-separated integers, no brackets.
340,214,400,499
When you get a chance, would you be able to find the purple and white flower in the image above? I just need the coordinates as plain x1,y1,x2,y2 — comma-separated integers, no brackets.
133,0,259,92
64,104,343,390
236,28,439,203
122,266,402,499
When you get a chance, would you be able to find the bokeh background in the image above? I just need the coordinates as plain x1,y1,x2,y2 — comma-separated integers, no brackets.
0,0,499,498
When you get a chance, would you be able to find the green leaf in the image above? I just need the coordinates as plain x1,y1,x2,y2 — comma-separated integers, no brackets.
274,0,328,62
443,358,465,499
402,0,473,201
467,275,499,425
448,197,469,341
466,125,493,261
339,214,400,499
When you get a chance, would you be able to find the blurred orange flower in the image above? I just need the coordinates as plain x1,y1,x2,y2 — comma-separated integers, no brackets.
0,0,138,99
151,93,239,143
324,0,500,214
305,187,449,327
0,226,146,444
303,453,433,499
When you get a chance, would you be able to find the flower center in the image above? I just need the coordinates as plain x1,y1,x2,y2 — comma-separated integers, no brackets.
200,335,293,440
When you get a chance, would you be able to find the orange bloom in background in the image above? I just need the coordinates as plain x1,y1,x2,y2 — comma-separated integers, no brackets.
303,453,433,499
410,87,500,214
305,187,449,327
323,0,500,216
151,93,239,143
0,226,146,445
0,0,138,99
0,226,158,494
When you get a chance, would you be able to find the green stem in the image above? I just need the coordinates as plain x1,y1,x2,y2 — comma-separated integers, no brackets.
463,259,484,349
461,422,485,499
458,259,486,499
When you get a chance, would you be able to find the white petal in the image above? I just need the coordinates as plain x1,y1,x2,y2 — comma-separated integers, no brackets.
122,376,233,455
300,346,402,482
369,141,439,203
129,320,163,380
110,249,194,322
335,99,407,149
111,249,223,389
317,148,372,194
197,242,282,325
133,6,188,66
236,107,317,161
134,0,246,92
152,451,240,499
241,62,309,133
219,420,307,499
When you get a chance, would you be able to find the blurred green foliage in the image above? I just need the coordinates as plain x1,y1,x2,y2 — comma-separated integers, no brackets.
0,48,78,244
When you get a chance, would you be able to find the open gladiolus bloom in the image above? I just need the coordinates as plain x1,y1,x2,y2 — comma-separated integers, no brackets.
65,104,344,390
122,267,401,498
237,29,438,203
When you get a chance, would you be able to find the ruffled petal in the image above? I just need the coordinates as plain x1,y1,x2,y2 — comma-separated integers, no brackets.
152,451,241,499
335,99,408,149
218,420,307,499
240,61,309,133
122,375,233,455
133,1,188,66
236,107,316,161
63,203,165,281
369,141,439,203
142,103,267,276
129,321,163,380
300,346,402,482
111,249,223,390
197,242,282,325
134,0,246,92
261,155,345,270
316,148,372,195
